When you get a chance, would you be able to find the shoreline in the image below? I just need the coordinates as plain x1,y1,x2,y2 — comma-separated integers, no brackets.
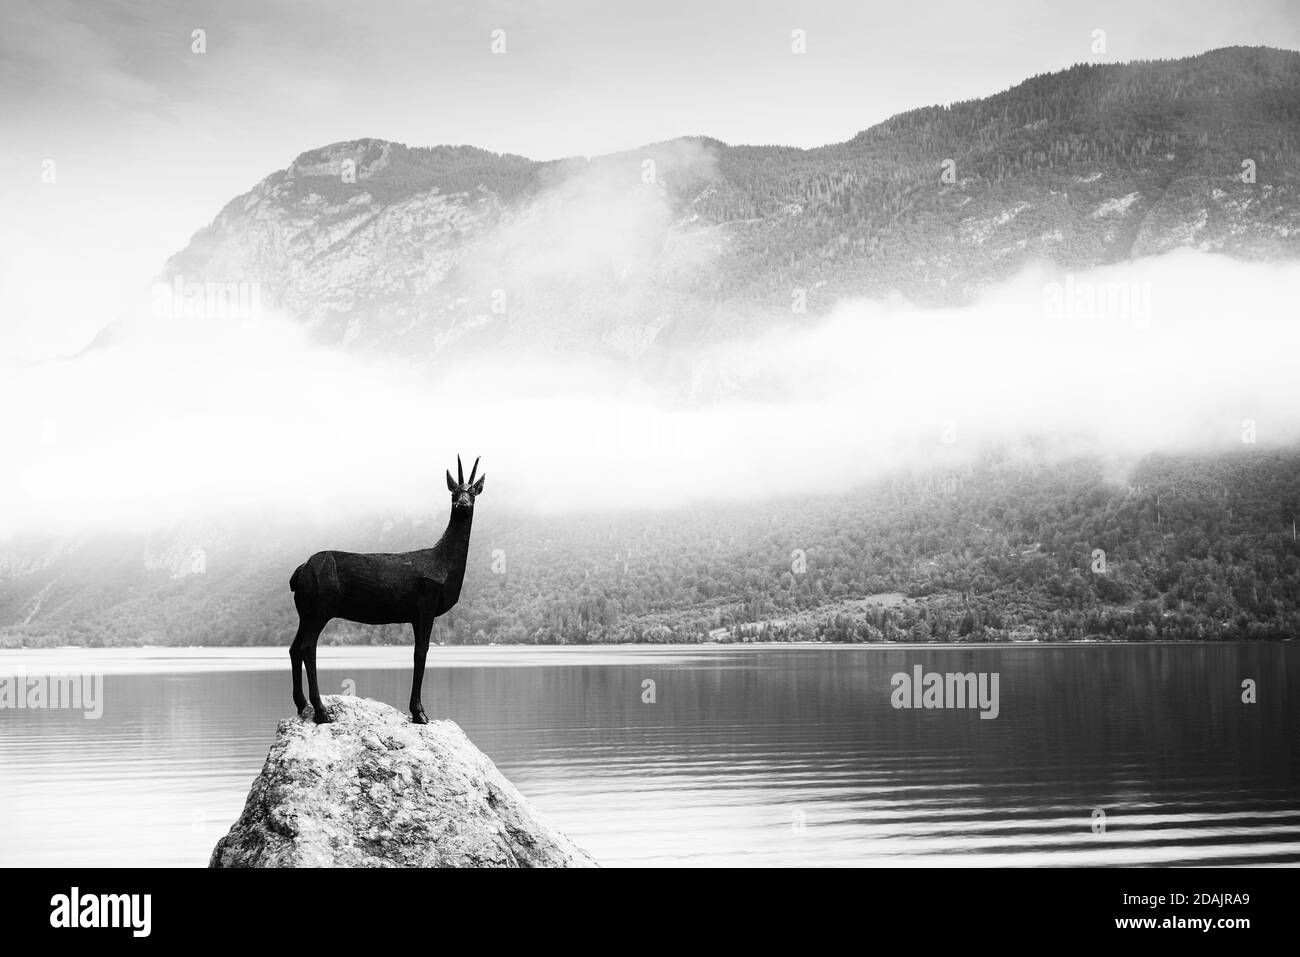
0,638,1291,677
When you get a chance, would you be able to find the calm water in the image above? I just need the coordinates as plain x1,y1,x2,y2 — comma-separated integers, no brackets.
0,643,1297,867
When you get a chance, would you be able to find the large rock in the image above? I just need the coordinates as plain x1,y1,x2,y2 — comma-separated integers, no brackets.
210,695,597,867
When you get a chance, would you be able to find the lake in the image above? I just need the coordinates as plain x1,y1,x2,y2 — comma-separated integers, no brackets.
0,643,1296,867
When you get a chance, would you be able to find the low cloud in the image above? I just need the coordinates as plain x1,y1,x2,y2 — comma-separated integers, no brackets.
1,247,1297,535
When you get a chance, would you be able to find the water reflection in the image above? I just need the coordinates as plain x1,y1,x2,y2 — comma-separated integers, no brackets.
0,644,1296,866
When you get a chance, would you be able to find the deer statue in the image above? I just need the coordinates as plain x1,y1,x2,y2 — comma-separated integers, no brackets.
288,456,486,724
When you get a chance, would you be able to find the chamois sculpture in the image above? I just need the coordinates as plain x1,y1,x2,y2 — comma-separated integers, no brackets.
289,456,486,724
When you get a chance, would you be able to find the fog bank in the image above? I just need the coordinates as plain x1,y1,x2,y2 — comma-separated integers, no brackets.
1,249,1297,535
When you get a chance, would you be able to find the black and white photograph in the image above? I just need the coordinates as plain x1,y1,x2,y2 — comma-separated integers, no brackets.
0,0,1297,930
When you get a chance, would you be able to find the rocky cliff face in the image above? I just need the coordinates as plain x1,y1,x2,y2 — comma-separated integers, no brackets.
210,695,597,867
156,47,1300,362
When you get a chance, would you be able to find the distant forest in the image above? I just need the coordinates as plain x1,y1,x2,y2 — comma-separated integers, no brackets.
437,448,1300,646
4,448,1296,648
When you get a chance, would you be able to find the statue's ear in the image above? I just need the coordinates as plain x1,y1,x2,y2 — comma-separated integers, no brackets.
446,470,457,492
471,474,486,495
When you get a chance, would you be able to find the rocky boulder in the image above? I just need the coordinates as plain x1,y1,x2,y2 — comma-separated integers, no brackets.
210,695,597,867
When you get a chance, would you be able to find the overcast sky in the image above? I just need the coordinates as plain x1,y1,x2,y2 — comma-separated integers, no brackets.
1,0,1297,359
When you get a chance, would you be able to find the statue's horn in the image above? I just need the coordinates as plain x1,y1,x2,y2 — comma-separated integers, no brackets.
468,457,480,484
457,455,464,485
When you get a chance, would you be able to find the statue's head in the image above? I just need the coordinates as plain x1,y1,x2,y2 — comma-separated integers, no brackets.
446,455,486,510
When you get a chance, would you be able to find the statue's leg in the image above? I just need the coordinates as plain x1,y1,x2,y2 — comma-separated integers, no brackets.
303,619,331,724
410,615,433,724
290,618,309,715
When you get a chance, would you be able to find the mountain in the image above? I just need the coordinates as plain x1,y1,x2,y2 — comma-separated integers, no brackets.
9,47,1300,649
155,46,1300,362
